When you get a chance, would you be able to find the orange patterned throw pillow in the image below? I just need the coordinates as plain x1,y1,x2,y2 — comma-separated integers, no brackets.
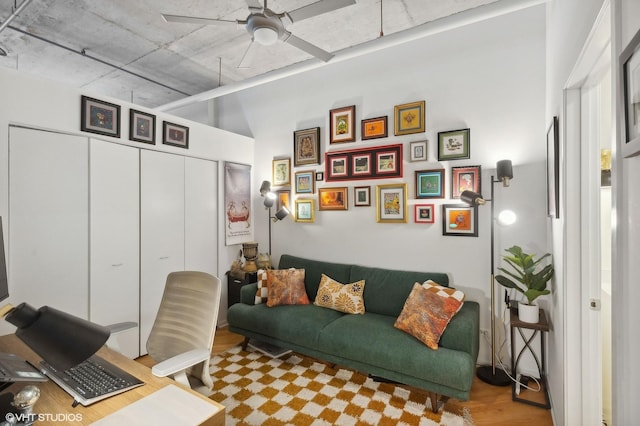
266,268,310,307
394,281,465,350
314,274,366,314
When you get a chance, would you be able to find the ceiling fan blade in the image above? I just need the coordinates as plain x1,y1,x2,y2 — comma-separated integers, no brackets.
161,13,238,26
283,32,333,62
245,0,263,10
237,40,258,69
286,0,356,23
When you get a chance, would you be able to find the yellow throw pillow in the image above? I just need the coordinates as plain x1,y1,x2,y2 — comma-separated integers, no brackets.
266,268,310,307
314,274,366,314
394,282,465,350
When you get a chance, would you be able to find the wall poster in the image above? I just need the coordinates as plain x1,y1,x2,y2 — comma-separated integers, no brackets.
225,162,253,246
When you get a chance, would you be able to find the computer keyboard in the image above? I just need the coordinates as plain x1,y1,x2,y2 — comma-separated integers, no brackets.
39,354,144,407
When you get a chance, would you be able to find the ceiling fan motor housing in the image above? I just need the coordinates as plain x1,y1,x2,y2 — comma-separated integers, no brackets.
246,13,284,45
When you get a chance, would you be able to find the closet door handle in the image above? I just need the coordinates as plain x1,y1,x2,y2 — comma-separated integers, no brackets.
111,263,124,267
159,256,169,260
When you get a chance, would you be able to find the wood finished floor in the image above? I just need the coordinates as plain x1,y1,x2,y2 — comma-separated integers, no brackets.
138,327,554,425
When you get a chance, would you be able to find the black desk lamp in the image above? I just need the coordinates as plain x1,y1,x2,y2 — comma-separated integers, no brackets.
460,159,514,386
4,302,109,371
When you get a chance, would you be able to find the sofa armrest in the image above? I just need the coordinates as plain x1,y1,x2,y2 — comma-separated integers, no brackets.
439,301,479,361
239,283,258,305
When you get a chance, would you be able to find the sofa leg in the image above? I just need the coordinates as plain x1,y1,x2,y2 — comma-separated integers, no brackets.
241,336,250,351
428,392,440,413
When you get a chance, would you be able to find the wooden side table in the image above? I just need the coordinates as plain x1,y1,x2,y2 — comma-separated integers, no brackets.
510,308,551,409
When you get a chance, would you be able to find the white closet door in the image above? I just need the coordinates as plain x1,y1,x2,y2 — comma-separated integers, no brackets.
185,157,218,276
140,150,185,352
8,127,89,318
89,139,140,358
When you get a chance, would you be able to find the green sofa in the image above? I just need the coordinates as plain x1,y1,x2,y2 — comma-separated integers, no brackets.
227,254,479,409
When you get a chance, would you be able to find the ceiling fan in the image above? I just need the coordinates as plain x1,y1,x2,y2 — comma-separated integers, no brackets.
162,0,356,66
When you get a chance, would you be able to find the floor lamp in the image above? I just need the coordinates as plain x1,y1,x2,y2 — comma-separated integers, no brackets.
259,180,290,256
460,159,514,386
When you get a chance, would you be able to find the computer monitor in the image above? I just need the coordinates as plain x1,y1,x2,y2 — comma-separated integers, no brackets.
0,217,8,303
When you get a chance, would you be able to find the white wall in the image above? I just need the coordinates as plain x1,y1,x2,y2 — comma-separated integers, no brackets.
215,5,546,369
0,66,254,329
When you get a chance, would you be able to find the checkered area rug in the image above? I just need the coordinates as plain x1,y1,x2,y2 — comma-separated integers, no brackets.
209,346,474,426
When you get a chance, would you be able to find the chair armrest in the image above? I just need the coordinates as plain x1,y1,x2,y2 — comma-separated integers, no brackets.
106,321,138,334
151,349,210,378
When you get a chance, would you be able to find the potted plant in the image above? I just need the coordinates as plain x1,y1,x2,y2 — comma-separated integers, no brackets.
495,245,554,323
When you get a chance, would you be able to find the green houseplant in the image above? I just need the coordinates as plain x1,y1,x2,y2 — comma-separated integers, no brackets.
495,245,554,323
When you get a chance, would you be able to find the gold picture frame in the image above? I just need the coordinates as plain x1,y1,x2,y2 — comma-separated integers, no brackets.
376,183,407,223
272,158,291,186
295,199,315,222
394,100,425,136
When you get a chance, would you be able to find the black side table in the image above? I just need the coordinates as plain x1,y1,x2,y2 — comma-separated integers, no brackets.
510,308,551,409
226,271,258,307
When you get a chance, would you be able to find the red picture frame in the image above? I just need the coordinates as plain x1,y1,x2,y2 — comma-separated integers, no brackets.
451,165,481,198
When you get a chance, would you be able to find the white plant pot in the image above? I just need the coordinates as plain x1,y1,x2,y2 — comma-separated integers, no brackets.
518,302,539,323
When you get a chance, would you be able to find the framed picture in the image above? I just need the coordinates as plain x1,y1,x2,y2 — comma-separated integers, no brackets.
352,153,372,176
361,116,388,140
293,127,321,166
272,158,291,186
442,204,478,237
162,121,189,149
437,128,470,161
224,162,252,245
376,183,407,223
329,105,356,143
415,204,435,223
451,165,481,198
547,116,560,219
318,187,348,210
394,100,425,136
315,171,324,181
277,190,291,211
621,26,640,156
129,109,155,144
325,144,403,181
415,169,445,198
294,170,315,194
295,199,315,223
409,140,428,162
354,186,371,207
80,95,121,138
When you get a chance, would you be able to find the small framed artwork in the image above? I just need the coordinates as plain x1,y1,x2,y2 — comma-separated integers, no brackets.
451,165,481,198
272,158,291,186
129,109,155,144
295,199,315,223
315,171,324,181
80,95,121,138
394,100,426,136
621,26,640,156
330,105,356,143
409,140,428,162
415,204,435,224
437,128,470,161
361,116,388,140
547,116,560,219
442,204,478,237
277,190,291,211
415,169,445,198
354,186,371,207
294,170,315,194
376,149,398,174
163,121,189,149
293,127,321,166
352,153,371,176
319,187,348,210
328,155,349,179
376,183,408,223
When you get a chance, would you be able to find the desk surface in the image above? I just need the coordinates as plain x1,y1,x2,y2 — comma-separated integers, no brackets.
0,334,225,425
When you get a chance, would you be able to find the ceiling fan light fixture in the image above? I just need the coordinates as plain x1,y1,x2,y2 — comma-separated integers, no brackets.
253,26,278,45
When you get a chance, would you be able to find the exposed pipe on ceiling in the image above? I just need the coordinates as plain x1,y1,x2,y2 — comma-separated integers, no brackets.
0,0,34,34
156,0,545,112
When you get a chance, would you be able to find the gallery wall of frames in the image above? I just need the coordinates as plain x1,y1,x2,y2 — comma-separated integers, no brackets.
274,99,481,237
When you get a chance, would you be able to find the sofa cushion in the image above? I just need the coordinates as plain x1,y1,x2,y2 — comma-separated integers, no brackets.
349,265,449,317
394,282,464,350
279,255,352,301
314,274,366,314
266,268,309,307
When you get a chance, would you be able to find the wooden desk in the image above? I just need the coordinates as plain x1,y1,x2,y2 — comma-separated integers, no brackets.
0,334,225,425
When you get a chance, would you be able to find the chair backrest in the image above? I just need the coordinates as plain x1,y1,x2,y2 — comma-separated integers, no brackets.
146,271,221,362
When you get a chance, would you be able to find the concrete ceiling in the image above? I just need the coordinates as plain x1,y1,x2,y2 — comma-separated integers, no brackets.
0,0,498,109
